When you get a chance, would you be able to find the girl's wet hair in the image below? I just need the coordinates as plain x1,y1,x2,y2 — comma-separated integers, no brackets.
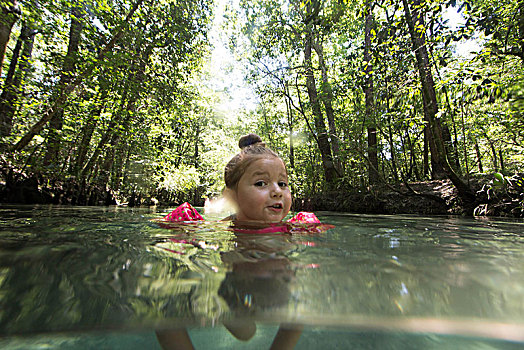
224,133,283,189
238,133,264,149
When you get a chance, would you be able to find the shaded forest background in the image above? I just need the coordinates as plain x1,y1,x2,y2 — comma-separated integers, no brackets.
0,0,523,216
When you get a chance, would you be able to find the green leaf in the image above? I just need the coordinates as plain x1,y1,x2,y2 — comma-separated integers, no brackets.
493,172,505,188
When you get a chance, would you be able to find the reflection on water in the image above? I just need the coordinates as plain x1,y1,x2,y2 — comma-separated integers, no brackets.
0,205,523,347
2,327,524,350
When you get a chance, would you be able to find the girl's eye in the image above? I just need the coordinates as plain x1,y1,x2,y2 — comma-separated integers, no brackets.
254,181,266,187
278,181,288,188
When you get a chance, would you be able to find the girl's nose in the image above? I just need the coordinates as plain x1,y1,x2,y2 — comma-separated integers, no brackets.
271,183,283,197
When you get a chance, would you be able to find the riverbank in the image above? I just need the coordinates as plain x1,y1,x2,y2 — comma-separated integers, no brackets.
293,177,524,218
1,166,523,218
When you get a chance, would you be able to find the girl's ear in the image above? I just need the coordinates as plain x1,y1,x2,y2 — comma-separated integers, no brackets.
222,188,238,206
204,194,237,218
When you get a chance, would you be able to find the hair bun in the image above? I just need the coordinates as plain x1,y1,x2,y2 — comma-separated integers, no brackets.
239,133,263,149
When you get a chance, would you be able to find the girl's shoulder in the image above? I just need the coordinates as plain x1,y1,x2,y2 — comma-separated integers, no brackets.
221,214,236,222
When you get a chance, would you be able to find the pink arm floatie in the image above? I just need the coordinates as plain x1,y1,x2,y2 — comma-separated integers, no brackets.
287,211,321,224
163,202,204,221
162,204,332,233
163,203,318,224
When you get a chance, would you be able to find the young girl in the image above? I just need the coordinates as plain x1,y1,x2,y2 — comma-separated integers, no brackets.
222,133,292,223
157,134,327,349
163,133,323,227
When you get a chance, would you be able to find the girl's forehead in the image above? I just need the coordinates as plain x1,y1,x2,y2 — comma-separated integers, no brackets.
244,157,287,175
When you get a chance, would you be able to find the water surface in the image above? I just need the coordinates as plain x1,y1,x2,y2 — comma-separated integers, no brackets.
0,205,523,348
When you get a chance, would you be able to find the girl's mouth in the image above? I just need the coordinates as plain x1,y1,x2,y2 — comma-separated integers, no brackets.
269,203,283,210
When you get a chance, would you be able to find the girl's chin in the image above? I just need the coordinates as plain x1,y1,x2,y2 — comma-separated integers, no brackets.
263,214,285,223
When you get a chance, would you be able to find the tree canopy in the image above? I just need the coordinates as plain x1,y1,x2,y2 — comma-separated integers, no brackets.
0,0,523,215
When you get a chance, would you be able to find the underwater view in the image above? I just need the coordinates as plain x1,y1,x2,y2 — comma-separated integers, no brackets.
0,205,523,349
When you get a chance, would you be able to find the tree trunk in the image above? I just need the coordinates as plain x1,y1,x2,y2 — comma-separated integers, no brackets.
0,21,33,142
499,149,505,172
485,133,498,171
402,0,447,179
442,123,460,174
399,127,409,178
193,123,200,167
1,19,22,94
387,118,399,183
74,115,97,174
384,72,399,183
303,24,338,185
312,36,342,175
475,142,483,173
428,35,462,175
0,1,20,78
98,127,123,186
72,89,107,175
518,0,524,65
364,0,379,185
445,93,462,174
96,43,151,189
82,85,128,182
423,126,429,177
1,22,22,137
284,82,295,170
43,4,85,167
406,128,420,180
460,90,470,182
402,0,474,201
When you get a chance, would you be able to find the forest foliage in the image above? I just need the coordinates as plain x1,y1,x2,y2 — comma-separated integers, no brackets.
0,0,523,213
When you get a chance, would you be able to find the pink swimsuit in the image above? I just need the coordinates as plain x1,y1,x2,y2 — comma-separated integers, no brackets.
161,202,334,234
158,203,334,256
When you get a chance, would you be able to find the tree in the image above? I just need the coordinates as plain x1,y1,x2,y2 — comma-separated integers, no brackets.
303,2,338,185
237,0,341,187
364,0,379,185
42,2,86,166
0,20,36,140
402,0,475,201
10,0,144,153
0,0,20,77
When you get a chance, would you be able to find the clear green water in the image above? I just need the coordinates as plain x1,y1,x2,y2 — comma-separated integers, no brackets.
0,205,523,349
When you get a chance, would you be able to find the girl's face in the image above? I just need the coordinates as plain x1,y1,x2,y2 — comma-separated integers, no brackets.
232,157,292,223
